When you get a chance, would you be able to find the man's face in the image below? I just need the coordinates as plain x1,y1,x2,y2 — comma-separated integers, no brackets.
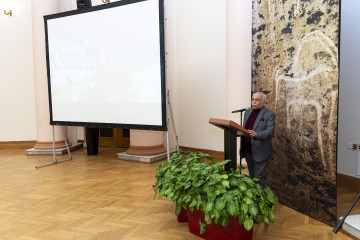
251,93,266,110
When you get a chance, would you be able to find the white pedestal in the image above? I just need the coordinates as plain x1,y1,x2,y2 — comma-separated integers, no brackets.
342,215,360,238
26,143,83,155
117,150,177,163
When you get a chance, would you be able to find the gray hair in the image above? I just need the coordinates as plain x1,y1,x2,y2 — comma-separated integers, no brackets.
254,92,267,102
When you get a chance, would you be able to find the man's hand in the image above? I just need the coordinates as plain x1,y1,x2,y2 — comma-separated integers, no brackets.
248,130,258,138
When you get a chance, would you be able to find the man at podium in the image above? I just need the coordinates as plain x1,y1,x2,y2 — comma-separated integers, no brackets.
240,92,275,188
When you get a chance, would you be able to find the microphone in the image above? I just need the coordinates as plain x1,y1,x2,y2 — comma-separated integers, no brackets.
232,107,250,113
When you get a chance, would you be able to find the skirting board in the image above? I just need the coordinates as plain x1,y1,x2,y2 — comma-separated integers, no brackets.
26,143,84,155
118,150,177,163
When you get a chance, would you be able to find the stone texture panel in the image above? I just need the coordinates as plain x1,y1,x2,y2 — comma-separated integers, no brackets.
251,0,339,226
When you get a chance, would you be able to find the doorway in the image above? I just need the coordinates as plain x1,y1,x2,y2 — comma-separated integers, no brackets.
98,128,130,148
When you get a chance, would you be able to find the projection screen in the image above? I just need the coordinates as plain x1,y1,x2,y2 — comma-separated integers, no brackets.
44,0,166,131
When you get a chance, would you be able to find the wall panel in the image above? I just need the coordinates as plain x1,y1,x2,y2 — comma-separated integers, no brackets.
252,0,339,225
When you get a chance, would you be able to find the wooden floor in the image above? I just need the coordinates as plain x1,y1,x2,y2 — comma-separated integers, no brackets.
337,175,360,218
0,143,355,240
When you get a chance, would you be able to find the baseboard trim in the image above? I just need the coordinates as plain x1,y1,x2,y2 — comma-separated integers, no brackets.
0,140,36,144
179,146,224,162
337,173,360,191
339,229,360,240
0,141,36,148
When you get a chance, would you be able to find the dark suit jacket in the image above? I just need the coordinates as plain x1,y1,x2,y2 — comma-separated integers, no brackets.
240,107,275,163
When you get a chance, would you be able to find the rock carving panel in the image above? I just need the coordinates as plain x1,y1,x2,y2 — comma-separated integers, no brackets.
251,0,339,226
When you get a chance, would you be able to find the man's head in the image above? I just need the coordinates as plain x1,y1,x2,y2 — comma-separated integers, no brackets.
251,92,266,110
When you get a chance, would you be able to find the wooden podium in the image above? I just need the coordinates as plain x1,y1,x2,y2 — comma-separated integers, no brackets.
209,118,250,171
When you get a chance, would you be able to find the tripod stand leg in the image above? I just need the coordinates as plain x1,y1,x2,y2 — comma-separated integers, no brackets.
166,131,170,161
36,126,72,169
333,192,360,233
167,90,180,154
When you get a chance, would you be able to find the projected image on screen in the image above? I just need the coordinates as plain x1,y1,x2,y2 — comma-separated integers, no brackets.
45,0,166,130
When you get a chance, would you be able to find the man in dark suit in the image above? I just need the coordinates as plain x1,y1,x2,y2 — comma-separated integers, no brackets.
240,92,275,188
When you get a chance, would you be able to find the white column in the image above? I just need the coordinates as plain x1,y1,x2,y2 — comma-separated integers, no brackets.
127,130,166,155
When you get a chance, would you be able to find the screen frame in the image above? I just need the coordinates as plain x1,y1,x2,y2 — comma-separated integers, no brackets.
44,0,167,131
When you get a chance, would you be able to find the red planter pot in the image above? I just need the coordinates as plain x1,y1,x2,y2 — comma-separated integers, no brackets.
187,207,253,240
177,208,188,222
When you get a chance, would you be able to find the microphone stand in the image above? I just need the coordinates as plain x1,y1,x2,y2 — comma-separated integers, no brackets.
232,108,247,174
240,111,243,127
239,111,245,174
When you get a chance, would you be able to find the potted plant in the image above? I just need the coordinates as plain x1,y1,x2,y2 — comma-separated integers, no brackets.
154,151,278,239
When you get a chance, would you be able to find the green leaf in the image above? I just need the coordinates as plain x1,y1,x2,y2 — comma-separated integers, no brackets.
259,200,265,210
220,217,228,227
213,209,220,223
233,200,240,215
215,197,226,211
175,205,181,216
204,213,212,224
244,197,254,205
195,180,205,187
189,199,197,208
269,207,276,222
267,194,278,204
241,203,248,214
239,182,247,192
205,202,214,213
229,177,239,186
261,207,269,215
196,195,202,209
246,189,253,198
222,180,230,188
264,216,270,225
184,181,191,189
238,214,245,225
249,204,258,217
227,200,236,216
159,189,165,197
199,220,207,234
243,217,253,231
206,190,216,202
221,174,228,179
208,178,220,186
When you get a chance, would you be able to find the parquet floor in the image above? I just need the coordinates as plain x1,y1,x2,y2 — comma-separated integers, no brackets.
0,143,354,240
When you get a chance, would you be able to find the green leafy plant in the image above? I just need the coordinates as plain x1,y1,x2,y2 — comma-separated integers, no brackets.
154,151,278,233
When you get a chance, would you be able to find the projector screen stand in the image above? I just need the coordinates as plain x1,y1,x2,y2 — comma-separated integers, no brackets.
85,127,99,155
36,125,72,169
166,90,179,161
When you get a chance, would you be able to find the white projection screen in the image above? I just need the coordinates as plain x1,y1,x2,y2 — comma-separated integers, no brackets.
44,0,167,131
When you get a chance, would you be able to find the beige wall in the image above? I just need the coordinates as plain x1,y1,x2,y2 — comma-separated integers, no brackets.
226,0,252,156
226,0,252,121
0,0,37,141
167,0,251,152
338,0,360,177
169,0,227,152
